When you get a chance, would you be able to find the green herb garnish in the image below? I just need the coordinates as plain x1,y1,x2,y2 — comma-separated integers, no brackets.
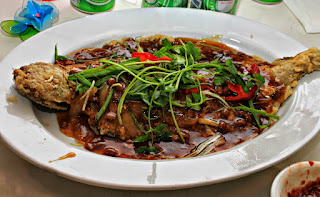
65,38,279,155
54,45,75,61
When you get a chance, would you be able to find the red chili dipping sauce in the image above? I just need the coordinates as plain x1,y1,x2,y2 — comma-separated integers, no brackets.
288,177,320,197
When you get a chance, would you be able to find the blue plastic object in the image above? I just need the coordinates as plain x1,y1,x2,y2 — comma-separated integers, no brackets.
11,0,59,34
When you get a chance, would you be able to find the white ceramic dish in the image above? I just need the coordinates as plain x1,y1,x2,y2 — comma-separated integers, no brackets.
271,161,320,197
0,8,320,190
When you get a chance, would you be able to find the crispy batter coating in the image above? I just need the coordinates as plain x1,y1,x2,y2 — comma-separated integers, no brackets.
271,47,320,86
13,62,73,110
267,47,320,114
272,48,320,99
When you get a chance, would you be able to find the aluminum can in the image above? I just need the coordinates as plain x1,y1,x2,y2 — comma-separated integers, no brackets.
142,0,188,8
71,0,115,14
191,0,238,15
253,0,282,4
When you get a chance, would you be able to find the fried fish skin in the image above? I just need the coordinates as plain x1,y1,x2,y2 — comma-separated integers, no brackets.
258,47,320,114
13,62,73,110
274,48,320,100
271,47,320,87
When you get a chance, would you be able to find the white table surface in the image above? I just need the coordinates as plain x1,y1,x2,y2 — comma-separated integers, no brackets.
1,0,320,196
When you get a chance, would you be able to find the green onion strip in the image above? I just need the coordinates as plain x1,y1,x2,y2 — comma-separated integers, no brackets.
147,85,159,132
95,84,118,123
147,85,160,145
248,99,275,129
232,103,280,120
169,92,185,143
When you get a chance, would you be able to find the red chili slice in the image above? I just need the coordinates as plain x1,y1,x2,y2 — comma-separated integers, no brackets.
132,52,172,62
224,63,261,101
224,82,258,101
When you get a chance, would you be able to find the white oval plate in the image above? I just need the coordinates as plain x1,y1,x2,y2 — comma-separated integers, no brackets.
1,8,320,190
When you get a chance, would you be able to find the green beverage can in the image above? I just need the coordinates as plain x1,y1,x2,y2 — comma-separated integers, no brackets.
191,0,238,15
253,0,282,4
142,0,188,8
71,0,115,14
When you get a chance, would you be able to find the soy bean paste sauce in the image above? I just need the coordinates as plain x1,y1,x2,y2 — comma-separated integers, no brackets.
57,37,286,159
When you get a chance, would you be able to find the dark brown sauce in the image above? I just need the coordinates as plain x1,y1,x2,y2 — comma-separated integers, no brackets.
57,37,286,160
57,111,260,159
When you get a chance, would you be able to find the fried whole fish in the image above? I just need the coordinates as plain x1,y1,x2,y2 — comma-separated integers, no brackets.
12,36,320,144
